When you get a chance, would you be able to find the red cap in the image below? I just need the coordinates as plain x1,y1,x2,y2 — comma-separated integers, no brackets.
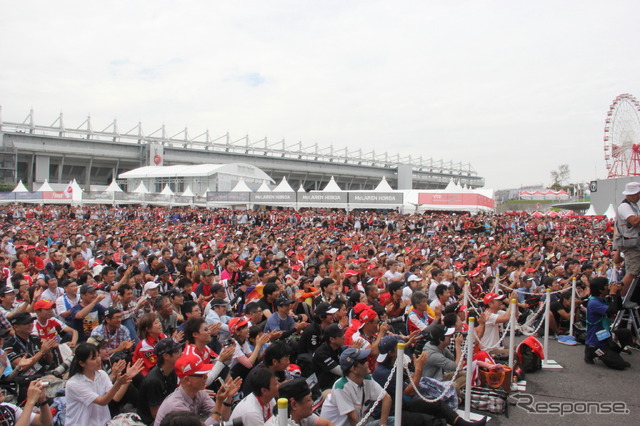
33,300,55,310
359,309,378,325
337,255,345,260
525,268,536,273
478,252,487,257
228,316,249,334
366,264,378,271
345,270,359,277
291,265,302,272
354,302,372,315
174,353,214,379
483,292,506,305
469,268,481,277
355,258,367,264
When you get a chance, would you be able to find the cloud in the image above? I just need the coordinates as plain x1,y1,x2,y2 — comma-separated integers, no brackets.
1,0,639,189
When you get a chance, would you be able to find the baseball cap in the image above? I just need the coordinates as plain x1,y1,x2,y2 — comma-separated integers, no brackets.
354,302,372,315
228,316,249,334
33,300,55,311
622,182,640,195
87,335,107,348
324,323,344,340
407,274,422,282
291,264,302,272
79,284,97,295
105,307,122,318
443,302,467,315
201,269,214,277
168,288,184,298
366,264,378,271
143,281,160,293
429,324,456,343
340,347,371,370
483,292,506,305
274,298,294,308
376,335,402,362
278,378,310,399
174,353,214,379
210,297,228,307
525,268,536,274
10,312,36,325
0,287,16,295
359,309,378,327
344,269,359,277
315,302,338,317
155,338,184,356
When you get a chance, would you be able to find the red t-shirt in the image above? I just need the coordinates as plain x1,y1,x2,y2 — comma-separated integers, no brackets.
33,318,64,341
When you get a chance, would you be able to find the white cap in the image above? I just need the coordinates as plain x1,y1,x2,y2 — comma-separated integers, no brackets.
143,281,160,293
622,182,640,195
407,274,422,282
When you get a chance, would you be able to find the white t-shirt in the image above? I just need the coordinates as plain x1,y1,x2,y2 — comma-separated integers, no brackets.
320,376,384,426
56,293,80,317
65,370,113,426
229,392,276,425
0,403,35,425
479,310,505,351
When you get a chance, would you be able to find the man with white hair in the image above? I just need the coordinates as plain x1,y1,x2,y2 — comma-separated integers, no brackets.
614,181,640,305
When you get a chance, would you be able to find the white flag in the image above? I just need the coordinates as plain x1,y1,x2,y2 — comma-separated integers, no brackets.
64,181,73,198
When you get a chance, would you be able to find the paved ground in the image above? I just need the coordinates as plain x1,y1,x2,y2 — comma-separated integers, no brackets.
473,337,639,426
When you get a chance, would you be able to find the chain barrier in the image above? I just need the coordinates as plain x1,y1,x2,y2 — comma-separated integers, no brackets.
514,298,548,336
473,318,512,350
355,362,397,426
405,339,469,404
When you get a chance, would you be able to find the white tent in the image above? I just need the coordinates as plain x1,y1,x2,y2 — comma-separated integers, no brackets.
297,184,306,193
70,179,83,202
35,180,54,192
256,181,272,192
231,179,252,192
374,176,393,192
12,180,29,192
273,177,295,192
160,185,174,196
181,185,195,197
322,176,342,192
604,204,616,219
132,182,149,194
584,205,596,216
104,180,123,193
444,179,457,192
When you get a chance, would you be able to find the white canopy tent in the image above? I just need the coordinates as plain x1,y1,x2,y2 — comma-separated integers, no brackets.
322,176,342,192
104,180,123,193
231,179,252,192
12,180,29,192
256,181,272,192
273,177,295,192
181,186,195,197
35,180,54,192
604,204,616,219
584,205,596,216
160,185,175,196
132,182,150,194
374,176,394,192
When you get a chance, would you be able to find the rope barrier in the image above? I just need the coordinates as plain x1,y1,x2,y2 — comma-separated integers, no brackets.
355,362,397,426
405,340,469,403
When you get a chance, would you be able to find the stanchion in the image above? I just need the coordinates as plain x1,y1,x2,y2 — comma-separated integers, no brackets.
508,298,517,391
395,342,405,426
492,274,500,294
277,398,288,426
569,277,576,337
463,281,469,308
464,317,475,421
542,289,563,369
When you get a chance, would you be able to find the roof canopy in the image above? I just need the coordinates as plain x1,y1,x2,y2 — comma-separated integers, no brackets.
118,163,274,183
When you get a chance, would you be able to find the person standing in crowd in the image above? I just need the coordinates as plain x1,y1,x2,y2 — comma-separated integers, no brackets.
614,182,640,302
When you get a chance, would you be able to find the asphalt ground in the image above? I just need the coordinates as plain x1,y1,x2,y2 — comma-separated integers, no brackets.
474,336,639,426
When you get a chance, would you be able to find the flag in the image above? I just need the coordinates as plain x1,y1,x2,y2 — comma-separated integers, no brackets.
245,284,264,303
64,181,73,199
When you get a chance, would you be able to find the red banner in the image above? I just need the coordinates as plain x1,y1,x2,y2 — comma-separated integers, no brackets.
418,193,495,208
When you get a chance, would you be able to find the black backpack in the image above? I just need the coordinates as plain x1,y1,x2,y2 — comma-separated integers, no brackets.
520,344,542,372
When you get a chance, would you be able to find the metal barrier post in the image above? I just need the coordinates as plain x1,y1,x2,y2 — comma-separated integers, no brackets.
508,298,516,369
278,397,288,426
543,289,550,366
464,317,475,420
463,281,469,308
395,342,405,426
569,278,576,337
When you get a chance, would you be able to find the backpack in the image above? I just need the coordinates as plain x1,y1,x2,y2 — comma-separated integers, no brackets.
470,386,509,416
516,336,544,373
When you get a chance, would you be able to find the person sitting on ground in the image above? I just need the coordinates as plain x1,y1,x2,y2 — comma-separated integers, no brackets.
10,379,52,426
476,292,513,352
183,317,234,387
584,277,632,370
263,298,309,336
320,347,394,426
154,353,243,426
229,367,279,424
65,342,141,426
298,302,337,354
421,324,467,397
372,335,486,426
242,341,292,395
265,378,335,426
313,323,346,391
138,338,184,425
90,307,134,358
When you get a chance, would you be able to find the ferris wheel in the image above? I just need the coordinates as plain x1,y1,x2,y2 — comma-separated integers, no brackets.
604,93,640,178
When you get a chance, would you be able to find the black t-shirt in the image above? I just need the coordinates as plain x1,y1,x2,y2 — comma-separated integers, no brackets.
4,335,51,376
137,365,178,424
312,342,342,391
256,297,274,314
298,322,324,354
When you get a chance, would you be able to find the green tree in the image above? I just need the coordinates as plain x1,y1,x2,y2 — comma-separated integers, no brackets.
550,164,570,189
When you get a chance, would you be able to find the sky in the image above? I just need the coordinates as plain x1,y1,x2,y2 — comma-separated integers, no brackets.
1,0,639,190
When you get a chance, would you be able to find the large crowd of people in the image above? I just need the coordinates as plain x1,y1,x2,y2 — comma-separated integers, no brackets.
0,204,633,426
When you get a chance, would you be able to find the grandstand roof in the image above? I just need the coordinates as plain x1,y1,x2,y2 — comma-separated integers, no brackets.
119,163,274,182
